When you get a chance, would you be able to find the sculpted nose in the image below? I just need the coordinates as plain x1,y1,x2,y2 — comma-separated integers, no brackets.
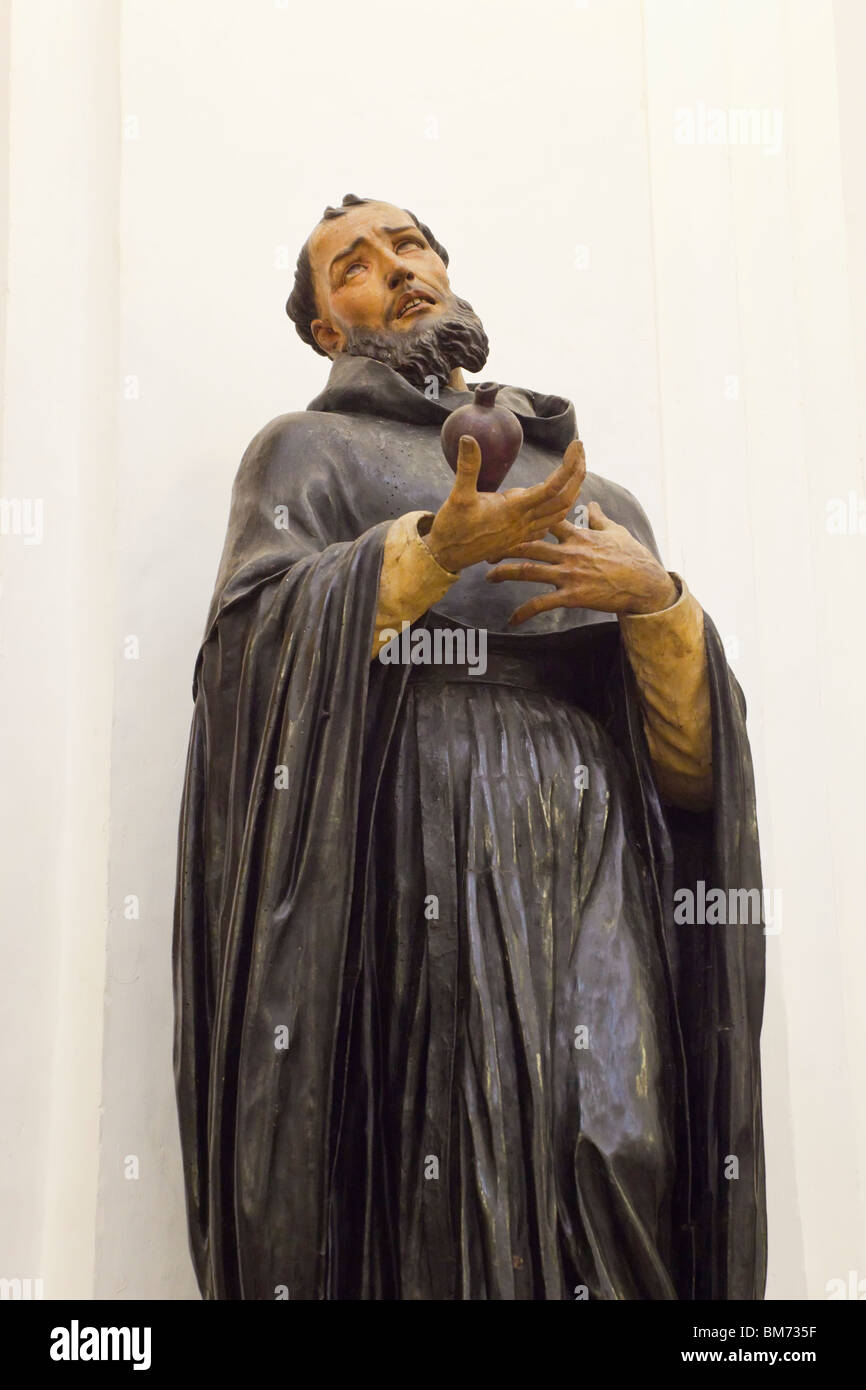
388,266,415,290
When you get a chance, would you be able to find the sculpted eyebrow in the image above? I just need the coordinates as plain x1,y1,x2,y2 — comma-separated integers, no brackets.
330,226,422,276
330,236,366,275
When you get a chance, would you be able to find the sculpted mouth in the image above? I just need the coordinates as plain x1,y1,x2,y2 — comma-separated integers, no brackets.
394,290,436,320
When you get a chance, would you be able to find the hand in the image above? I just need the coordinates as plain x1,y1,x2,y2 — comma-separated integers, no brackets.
485,502,679,625
423,436,586,575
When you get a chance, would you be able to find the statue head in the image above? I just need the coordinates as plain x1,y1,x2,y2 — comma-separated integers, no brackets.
286,194,489,391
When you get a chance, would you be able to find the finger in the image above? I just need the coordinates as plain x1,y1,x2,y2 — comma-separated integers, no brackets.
523,509,584,541
495,540,564,563
548,519,585,543
524,451,587,523
521,439,586,511
549,516,596,543
529,488,583,525
587,500,615,530
508,592,566,627
528,438,584,507
452,435,482,495
486,561,560,586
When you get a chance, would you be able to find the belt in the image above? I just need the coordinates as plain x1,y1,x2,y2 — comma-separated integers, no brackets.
408,649,568,699
404,620,621,712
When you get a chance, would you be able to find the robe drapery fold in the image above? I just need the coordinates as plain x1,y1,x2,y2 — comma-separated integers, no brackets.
173,356,767,1299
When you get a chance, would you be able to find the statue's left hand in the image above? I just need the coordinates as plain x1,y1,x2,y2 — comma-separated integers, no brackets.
485,501,678,626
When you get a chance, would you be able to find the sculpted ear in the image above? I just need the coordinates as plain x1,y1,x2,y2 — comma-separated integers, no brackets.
311,318,343,356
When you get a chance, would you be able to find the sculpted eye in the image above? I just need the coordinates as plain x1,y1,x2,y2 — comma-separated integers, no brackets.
397,238,425,253
344,261,366,281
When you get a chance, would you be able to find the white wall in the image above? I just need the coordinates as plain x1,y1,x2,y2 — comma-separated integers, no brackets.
1,0,864,1300
0,0,118,1298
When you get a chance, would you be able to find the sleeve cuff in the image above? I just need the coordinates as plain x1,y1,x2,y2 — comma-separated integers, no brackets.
371,511,460,660
617,572,713,811
393,510,460,586
618,572,703,659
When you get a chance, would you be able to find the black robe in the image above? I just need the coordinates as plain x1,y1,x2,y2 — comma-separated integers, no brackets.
172,354,767,1300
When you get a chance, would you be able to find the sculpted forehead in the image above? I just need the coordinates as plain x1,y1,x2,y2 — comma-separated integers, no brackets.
308,201,413,269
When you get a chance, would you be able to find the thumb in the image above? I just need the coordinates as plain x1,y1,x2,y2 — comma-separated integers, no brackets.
452,435,482,494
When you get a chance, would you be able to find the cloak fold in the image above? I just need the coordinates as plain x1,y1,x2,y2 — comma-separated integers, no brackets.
173,358,766,1300
614,617,767,1299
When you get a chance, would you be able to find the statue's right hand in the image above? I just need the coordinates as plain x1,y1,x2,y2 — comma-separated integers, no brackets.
423,436,586,574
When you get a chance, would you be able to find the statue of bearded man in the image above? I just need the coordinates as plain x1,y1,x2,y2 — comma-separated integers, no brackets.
172,193,767,1302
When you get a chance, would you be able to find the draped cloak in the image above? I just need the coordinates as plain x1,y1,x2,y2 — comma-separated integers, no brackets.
172,354,767,1301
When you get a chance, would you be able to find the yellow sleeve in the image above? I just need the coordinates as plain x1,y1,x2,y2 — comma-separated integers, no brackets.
372,511,460,660
618,572,714,813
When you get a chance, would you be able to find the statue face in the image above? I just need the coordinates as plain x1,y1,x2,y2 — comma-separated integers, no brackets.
308,201,454,356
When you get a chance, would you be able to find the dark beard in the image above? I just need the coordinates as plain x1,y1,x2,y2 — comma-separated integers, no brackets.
341,295,489,393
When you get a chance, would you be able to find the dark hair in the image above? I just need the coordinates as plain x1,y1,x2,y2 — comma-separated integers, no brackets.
285,193,450,357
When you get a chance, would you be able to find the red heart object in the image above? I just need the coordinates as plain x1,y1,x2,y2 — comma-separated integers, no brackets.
440,381,524,492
